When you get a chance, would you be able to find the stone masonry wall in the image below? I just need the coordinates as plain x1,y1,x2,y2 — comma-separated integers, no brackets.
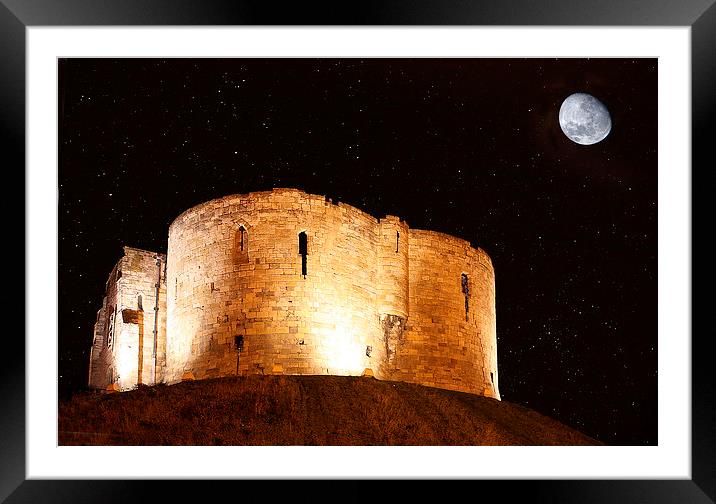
397,230,499,398
160,188,499,398
88,247,167,390
165,189,385,382
88,296,110,388
88,262,120,390
90,188,499,399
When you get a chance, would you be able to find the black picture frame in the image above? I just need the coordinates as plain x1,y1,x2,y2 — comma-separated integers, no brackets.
4,1,711,502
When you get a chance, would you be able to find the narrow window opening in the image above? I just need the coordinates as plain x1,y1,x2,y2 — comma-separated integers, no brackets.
396,231,400,253
298,231,308,277
137,294,143,311
490,371,494,384
461,273,470,321
239,225,246,251
234,335,244,351
236,225,249,263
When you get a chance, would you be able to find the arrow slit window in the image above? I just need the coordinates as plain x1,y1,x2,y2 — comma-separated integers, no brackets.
461,273,470,321
298,231,308,277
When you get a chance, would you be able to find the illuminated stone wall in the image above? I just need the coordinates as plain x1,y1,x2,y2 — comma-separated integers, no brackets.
164,189,385,382
88,247,167,390
90,189,499,399
88,281,114,388
398,230,499,398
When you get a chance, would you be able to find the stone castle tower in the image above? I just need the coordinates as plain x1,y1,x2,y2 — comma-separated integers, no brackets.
88,188,500,399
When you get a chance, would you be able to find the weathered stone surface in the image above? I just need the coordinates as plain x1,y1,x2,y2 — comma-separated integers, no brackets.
89,247,166,391
88,188,500,399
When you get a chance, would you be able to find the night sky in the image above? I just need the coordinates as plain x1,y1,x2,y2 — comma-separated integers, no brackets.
58,58,657,446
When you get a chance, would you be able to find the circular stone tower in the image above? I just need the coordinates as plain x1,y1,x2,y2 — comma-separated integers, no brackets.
163,188,499,399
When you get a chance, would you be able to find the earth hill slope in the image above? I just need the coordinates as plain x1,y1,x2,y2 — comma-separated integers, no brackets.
59,375,600,446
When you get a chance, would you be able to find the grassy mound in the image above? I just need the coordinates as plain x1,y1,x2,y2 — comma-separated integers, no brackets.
59,375,600,445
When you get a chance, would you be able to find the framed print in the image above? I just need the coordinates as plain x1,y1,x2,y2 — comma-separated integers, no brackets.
5,0,712,502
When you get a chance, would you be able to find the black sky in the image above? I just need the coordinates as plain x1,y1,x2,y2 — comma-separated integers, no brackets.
58,58,657,445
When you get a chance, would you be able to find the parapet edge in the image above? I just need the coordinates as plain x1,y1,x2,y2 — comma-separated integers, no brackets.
167,187,379,233
409,228,493,265
122,245,166,259
165,188,490,267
